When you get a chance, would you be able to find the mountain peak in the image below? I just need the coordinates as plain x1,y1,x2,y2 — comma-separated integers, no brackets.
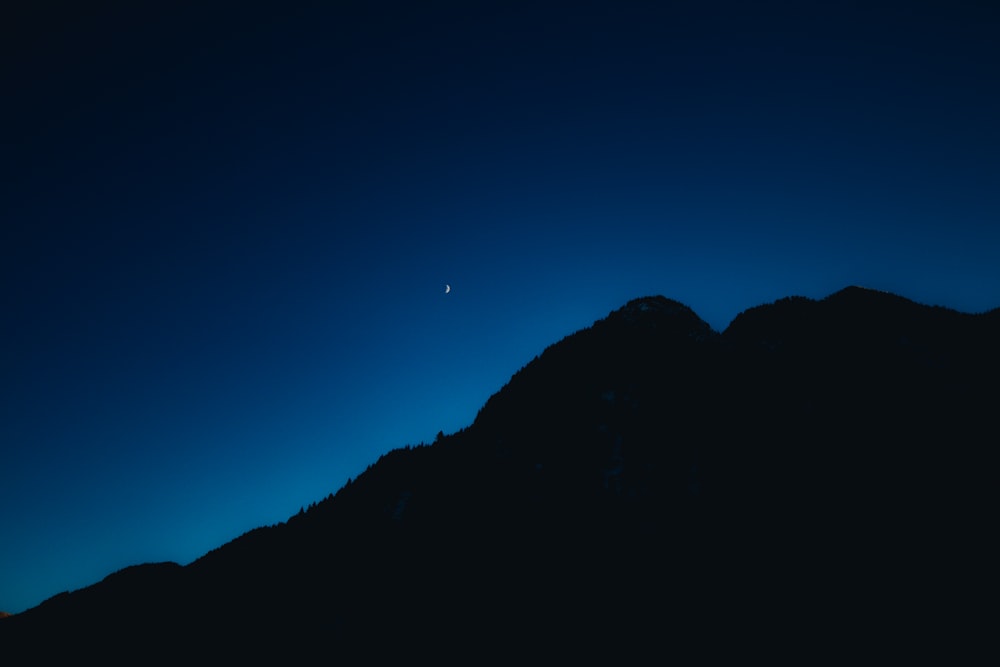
618,295,694,317
825,284,913,305
606,295,715,337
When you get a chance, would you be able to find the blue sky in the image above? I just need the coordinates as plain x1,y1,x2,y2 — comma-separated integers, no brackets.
2,1,998,614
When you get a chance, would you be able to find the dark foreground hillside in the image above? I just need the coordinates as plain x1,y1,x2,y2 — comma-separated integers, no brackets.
3,287,997,662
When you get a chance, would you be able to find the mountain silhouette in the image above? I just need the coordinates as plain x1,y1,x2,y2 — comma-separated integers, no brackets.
3,287,997,661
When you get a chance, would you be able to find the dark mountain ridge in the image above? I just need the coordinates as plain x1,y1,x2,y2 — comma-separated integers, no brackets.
3,287,997,661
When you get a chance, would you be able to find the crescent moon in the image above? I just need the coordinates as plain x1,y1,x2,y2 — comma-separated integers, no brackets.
445,284,451,294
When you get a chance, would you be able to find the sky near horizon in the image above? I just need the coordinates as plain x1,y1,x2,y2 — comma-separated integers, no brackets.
3,1,999,614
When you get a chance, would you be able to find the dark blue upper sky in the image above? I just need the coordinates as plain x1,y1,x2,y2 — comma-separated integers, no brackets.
2,1,998,614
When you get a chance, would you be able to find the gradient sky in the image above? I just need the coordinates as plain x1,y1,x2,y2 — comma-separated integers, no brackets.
3,1,998,614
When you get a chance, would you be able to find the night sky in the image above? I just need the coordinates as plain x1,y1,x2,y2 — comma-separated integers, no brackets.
3,1,998,614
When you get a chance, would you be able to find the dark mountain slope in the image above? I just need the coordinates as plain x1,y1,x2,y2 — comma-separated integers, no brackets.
3,289,996,661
